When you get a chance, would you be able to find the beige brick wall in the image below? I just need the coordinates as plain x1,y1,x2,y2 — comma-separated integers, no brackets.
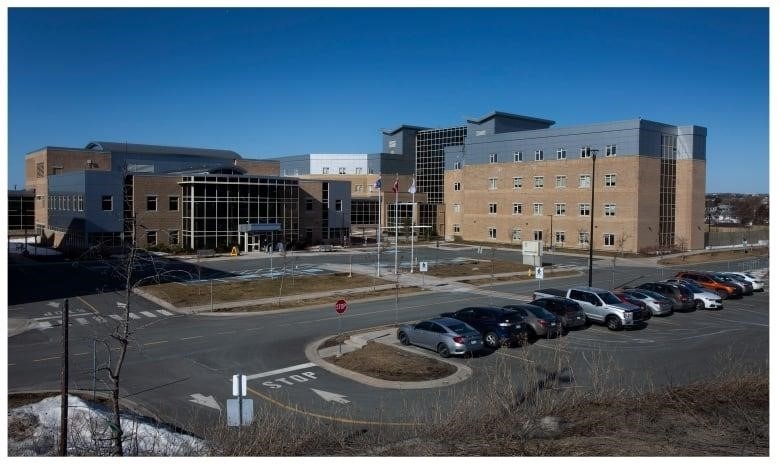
235,159,280,176
443,155,699,253
675,159,706,250
131,175,183,248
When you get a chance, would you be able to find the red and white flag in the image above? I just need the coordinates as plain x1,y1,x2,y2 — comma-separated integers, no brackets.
391,176,399,193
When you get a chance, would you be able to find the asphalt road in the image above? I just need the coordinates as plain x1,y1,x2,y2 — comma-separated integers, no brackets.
7,246,769,434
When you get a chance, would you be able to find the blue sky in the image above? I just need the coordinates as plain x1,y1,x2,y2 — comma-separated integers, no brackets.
6,7,770,193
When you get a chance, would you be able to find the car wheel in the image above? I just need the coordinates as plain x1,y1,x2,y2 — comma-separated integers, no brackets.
717,289,729,299
606,316,622,331
695,300,705,311
437,343,451,358
398,331,410,345
484,332,500,349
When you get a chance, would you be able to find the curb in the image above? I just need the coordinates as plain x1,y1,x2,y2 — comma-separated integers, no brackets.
304,332,473,390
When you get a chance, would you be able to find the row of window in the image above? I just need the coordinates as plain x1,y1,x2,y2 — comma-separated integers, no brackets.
453,202,617,216
48,195,84,212
484,145,618,164
453,174,616,191
145,230,179,246
453,226,619,246
322,167,370,175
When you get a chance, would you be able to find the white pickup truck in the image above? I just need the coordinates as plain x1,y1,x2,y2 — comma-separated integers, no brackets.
533,286,644,331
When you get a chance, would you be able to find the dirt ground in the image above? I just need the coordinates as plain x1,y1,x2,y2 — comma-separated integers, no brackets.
658,247,768,265
325,341,456,381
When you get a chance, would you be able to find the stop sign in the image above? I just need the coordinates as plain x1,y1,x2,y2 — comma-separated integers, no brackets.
335,299,348,314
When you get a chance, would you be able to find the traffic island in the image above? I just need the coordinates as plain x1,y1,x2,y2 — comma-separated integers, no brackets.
306,331,473,389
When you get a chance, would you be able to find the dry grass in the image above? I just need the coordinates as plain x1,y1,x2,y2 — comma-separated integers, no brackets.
425,259,531,278
325,341,457,381
659,247,768,265
142,273,396,307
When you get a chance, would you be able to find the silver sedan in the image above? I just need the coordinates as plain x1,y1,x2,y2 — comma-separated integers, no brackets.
397,317,484,358
621,289,674,316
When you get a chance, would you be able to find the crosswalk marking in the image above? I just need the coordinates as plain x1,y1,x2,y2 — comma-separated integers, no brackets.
75,317,89,325
157,309,173,316
93,316,106,323
129,313,141,320
140,311,156,318
33,308,176,331
109,314,123,321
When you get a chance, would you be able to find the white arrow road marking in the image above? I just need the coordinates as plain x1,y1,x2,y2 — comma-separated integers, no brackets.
188,394,221,411
46,302,60,308
311,389,350,404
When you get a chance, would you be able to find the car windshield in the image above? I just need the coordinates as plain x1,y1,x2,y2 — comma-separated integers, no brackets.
598,292,623,305
524,305,554,319
681,281,704,292
638,289,668,300
710,274,728,283
444,322,474,335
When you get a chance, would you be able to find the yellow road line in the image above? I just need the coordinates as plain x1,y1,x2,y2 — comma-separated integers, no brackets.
77,296,100,315
245,386,420,427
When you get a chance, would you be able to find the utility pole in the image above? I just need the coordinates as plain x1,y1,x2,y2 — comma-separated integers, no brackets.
59,299,69,456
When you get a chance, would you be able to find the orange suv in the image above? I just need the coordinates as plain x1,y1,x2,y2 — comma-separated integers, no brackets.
674,271,742,299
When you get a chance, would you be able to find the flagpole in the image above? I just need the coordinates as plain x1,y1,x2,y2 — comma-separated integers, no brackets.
376,183,381,277
410,178,415,273
394,185,399,275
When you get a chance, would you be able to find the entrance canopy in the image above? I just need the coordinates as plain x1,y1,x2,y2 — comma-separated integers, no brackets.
238,223,281,234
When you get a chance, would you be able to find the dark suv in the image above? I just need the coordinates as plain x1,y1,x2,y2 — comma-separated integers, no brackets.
636,282,696,312
441,306,528,348
527,297,587,332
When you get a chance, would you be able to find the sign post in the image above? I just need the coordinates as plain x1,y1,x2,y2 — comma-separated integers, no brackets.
535,266,544,289
227,373,253,428
419,261,428,286
335,299,347,356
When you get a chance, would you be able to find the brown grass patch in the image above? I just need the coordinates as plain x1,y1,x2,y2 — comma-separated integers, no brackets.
658,247,768,265
425,259,531,278
325,341,457,381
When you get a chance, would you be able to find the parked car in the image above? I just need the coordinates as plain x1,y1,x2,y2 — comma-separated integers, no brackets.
636,282,696,312
620,289,674,316
664,278,724,310
674,271,742,299
614,292,653,321
725,271,765,291
714,272,755,295
440,306,529,348
502,303,561,339
533,286,644,330
528,297,588,332
397,317,484,358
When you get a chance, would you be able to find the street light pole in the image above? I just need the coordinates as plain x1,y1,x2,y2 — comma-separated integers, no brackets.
588,148,599,287
548,214,554,268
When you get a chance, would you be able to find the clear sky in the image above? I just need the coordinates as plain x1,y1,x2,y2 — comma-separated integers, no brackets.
5,6,770,193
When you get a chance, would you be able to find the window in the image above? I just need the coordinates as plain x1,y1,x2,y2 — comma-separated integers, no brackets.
579,232,590,246
77,196,83,212
454,182,461,191
513,177,523,189
355,167,363,175
533,203,543,216
512,203,523,215
555,231,566,244
36,163,45,178
306,198,314,211
454,204,461,213
454,161,462,170
579,175,591,188
453,224,461,233
489,153,498,163
512,228,522,241
355,184,363,191
169,196,179,211
533,230,543,241
335,199,343,212
534,176,544,188
555,203,566,215
514,151,523,162
488,203,497,214
322,167,330,174
579,203,591,216
606,144,617,157
605,174,616,187
169,230,179,245
488,228,497,239
604,203,616,216
604,233,615,246
580,146,593,158
535,150,544,161
488,178,498,190
338,167,346,175
557,148,567,160
101,195,113,211
146,230,157,246
555,175,567,188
